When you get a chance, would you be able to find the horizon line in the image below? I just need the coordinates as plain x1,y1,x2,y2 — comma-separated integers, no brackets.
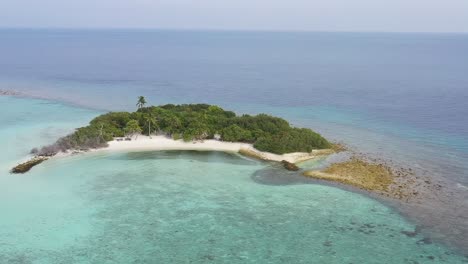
1,26,467,35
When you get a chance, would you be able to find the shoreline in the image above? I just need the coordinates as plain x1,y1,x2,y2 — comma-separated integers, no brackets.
95,135,331,163
11,135,331,173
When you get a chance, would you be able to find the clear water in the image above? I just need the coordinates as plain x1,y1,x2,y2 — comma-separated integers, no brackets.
1,139,466,263
0,96,99,171
0,29,467,261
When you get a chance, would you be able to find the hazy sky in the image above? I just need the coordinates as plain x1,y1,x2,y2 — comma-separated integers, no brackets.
1,0,468,32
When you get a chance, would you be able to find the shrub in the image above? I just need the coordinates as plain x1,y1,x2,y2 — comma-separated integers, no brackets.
33,104,330,155
221,125,253,142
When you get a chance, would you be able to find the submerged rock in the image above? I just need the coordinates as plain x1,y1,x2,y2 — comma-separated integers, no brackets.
281,160,299,171
251,166,312,185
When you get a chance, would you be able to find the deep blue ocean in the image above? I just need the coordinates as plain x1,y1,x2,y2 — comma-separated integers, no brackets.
0,29,467,262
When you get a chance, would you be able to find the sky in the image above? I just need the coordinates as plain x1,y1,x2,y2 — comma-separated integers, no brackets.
1,0,468,33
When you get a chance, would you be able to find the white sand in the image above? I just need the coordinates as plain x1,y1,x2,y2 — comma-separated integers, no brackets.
10,135,330,173
98,135,324,163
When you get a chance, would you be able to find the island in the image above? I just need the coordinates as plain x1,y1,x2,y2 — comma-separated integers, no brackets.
11,98,419,201
13,101,333,173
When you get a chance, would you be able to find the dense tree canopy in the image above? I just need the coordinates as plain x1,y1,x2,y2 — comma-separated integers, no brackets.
35,104,331,155
124,120,142,138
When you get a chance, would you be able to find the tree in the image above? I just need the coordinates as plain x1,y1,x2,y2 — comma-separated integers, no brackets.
124,119,142,139
136,96,147,109
144,114,157,138
221,124,253,142
34,103,331,155
183,120,209,141
97,123,105,141
160,114,182,135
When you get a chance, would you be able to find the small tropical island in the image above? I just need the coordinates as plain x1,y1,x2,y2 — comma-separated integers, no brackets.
14,97,332,170
12,96,418,200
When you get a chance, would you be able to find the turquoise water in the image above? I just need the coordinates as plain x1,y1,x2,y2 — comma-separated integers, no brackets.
1,97,467,263
1,30,468,261
0,96,99,171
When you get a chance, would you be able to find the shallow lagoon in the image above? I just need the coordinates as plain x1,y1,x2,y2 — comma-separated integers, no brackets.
1,150,466,263
0,97,466,263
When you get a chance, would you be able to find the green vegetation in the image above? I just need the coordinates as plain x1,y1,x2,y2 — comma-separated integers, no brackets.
34,98,331,156
136,96,147,109
124,120,143,139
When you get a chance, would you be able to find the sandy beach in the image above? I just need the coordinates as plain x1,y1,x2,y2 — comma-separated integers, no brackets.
98,135,326,163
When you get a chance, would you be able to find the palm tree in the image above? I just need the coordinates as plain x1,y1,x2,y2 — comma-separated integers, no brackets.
145,114,157,138
136,96,147,109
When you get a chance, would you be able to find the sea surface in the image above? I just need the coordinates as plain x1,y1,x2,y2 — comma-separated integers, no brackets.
0,29,467,262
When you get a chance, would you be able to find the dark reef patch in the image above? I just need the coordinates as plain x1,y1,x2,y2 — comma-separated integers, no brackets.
251,165,314,186
111,150,258,166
